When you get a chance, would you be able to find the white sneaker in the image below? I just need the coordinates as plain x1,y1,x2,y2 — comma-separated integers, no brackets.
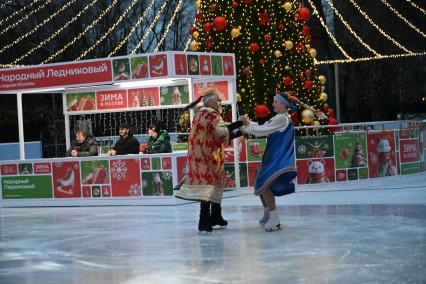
264,210,280,232
259,207,269,226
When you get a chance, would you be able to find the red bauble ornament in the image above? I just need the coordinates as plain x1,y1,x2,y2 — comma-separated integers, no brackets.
189,27,195,34
263,34,272,42
259,11,270,26
232,1,238,8
258,58,265,65
305,34,311,40
243,0,252,4
254,104,270,119
304,69,312,77
249,42,260,52
299,7,311,21
277,23,285,30
295,42,303,53
299,72,305,80
210,3,219,12
243,66,251,75
304,80,313,89
203,22,213,32
283,76,293,86
195,12,203,21
323,103,329,111
302,25,310,35
327,108,335,117
213,16,227,31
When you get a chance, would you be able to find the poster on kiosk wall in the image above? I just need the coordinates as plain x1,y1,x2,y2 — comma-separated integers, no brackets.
367,131,397,178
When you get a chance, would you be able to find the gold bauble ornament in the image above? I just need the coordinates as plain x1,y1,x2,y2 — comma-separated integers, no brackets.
236,93,241,102
309,48,317,58
195,0,201,9
319,75,326,85
274,50,282,57
284,40,293,50
301,109,315,124
320,92,328,102
241,88,246,93
231,28,241,38
190,40,199,51
285,65,291,70
192,31,199,39
313,120,320,126
305,44,311,51
321,86,326,92
282,2,292,12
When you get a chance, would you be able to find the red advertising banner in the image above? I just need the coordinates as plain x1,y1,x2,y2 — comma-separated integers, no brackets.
0,60,112,92
222,56,235,76
367,131,397,178
1,164,17,175
34,162,51,174
199,55,211,75
296,158,335,184
400,139,420,163
149,54,168,77
96,89,127,110
110,158,141,196
193,81,229,101
52,161,81,198
127,87,159,108
174,54,187,75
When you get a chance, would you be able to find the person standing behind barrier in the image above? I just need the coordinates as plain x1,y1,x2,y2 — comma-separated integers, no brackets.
240,92,297,232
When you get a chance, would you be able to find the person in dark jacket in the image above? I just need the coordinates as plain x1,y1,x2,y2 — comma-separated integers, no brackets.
67,129,98,157
144,121,172,154
108,123,140,155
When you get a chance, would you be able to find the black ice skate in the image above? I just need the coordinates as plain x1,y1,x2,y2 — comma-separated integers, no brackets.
210,203,228,228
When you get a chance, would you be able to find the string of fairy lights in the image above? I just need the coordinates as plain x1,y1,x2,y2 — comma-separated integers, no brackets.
0,0,39,26
348,0,413,54
41,0,119,64
75,0,139,60
323,0,381,57
0,0,77,55
108,0,157,57
153,0,183,52
12,0,99,64
403,0,426,15
380,0,426,39
130,0,169,54
0,0,424,68
306,0,353,60
0,0,52,37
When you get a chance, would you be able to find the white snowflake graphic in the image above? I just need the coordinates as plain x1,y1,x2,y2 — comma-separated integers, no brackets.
128,183,141,196
370,152,378,164
163,172,172,181
142,180,148,188
111,160,128,181
160,96,165,103
297,145,307,154
160,87,168,95
183,85,189,92
54,162,63,168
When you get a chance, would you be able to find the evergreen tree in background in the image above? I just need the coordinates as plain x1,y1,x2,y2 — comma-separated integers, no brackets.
189,0,337,132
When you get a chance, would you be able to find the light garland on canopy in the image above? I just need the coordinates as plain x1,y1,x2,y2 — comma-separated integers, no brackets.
403,0,426,15
0,0,39,26
0,0,52,37
380,0,426,39
130,0,169,54
42,0,119,63
315,51,426,65
75,0,139,60
323,0,381,57
153,0,183,52
348,0,413,54
0,0,77,54
108,0,157,57
12,0,99,64
307,0,353,60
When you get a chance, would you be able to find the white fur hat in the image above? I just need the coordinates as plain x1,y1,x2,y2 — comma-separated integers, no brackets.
377,139,391,153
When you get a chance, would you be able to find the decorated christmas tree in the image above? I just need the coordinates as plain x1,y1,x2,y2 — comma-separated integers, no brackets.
189,0,337,133
351,136,367,167
140,91,147,107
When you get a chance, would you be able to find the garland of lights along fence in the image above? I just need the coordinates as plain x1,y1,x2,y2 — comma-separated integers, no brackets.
189,0,337,134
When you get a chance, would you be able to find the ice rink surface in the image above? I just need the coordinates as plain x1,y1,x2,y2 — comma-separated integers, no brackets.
1,174,425,284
